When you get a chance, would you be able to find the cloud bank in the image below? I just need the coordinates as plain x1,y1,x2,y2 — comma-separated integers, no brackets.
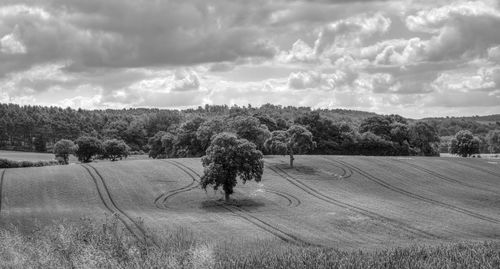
0,0,499,118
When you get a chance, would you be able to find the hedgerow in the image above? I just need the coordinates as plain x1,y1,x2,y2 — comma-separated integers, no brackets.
0,158,59,169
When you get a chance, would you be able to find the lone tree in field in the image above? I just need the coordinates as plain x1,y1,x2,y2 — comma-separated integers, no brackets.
53,139,77,164
264,125,315,167
450,130,480,157
103,139,130,161
200,132,264,202
75,136,103,163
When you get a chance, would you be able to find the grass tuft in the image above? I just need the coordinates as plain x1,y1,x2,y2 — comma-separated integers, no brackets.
0,216,499,268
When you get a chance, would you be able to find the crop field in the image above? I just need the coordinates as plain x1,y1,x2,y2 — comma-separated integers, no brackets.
0,150,149,163
0,150,66,162
0,155,499,250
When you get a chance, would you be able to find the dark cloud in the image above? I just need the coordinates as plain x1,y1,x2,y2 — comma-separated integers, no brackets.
0,0,278,74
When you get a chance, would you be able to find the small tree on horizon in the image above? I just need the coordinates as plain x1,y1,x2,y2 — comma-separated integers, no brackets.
53,139,77,164
103,139,130,161
450,130,480,157
75,136,103,163
264,125,316,167
200,132,264,202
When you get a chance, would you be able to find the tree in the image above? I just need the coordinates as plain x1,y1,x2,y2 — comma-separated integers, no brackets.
359,116,393,140
161,132,177,158
103,120,129,140
175,117,206,157
228,116,271,150
124,119,147,151
34,134,47,152
264,125,316,167
148,131,168,158
103,139,130,161
357,132,395,156
486,130,500,153
200,133,264,202
53,139,77,164
75,136,103,163
196,118,225,150
253,113,278,132
409,121,440,156
295,112,354,154
389,122,411,155
450,130,480,157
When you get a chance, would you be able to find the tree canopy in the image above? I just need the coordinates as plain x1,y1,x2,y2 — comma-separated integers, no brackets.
2,103,484,157
450,130,480,157
75,136,103,163
53,139,77,164
103,139,130,161
486,130,500,153
265,125,315,167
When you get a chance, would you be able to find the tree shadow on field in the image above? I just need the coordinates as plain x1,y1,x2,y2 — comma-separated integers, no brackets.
275,163,318,175
200,198,266,212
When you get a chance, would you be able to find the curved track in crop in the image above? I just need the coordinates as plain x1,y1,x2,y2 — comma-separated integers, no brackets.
453,159,500,178
174,161,316,246
154,160,199,209
82,164,157,247
388,158,496,194
318,157,354,179
326,158,500,225
156,159,301,209
268,164,440,240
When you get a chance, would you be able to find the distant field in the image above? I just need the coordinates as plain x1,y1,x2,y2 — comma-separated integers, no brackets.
440,153,500,159
0,155,499,250
0,150,61,161
0,150,148,163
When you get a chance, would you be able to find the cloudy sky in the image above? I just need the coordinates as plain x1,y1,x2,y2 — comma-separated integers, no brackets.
1,0,499,118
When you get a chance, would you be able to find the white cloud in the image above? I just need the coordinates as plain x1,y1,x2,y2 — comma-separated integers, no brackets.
59,94,102,109
278,39,317,63
287,71,322,89
287,69,355,90
488,45,500,62
406,1,499,33
406,1,500,61
314,12,391,55
0,26,26,54
172,70,200,92
431,66,500,93
372,38,427,65
354,73,398,93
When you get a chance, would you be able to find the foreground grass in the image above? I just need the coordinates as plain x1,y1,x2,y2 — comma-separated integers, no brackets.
0,217,499,268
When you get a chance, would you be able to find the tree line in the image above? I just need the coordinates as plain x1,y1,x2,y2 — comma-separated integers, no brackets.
1,103,499,157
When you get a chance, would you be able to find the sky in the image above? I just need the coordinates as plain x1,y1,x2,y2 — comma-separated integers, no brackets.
0,0,499,119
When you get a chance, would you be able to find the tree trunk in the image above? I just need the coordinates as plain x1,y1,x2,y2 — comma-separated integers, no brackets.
224,191,230,203
289,148,294,168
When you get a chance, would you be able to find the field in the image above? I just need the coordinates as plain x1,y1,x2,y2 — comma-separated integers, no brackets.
0,155,499,251
0,150,65,162
0,150,148,163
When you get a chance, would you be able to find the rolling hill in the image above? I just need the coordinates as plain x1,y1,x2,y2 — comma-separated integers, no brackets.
0,156,499,249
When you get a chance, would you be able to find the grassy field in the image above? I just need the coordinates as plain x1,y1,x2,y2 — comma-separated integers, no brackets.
0,150,149,163
0,150,65,161
0,155,499,252
1,217,498,268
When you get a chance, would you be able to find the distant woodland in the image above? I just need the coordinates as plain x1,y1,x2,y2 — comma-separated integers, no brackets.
1,103,499,156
